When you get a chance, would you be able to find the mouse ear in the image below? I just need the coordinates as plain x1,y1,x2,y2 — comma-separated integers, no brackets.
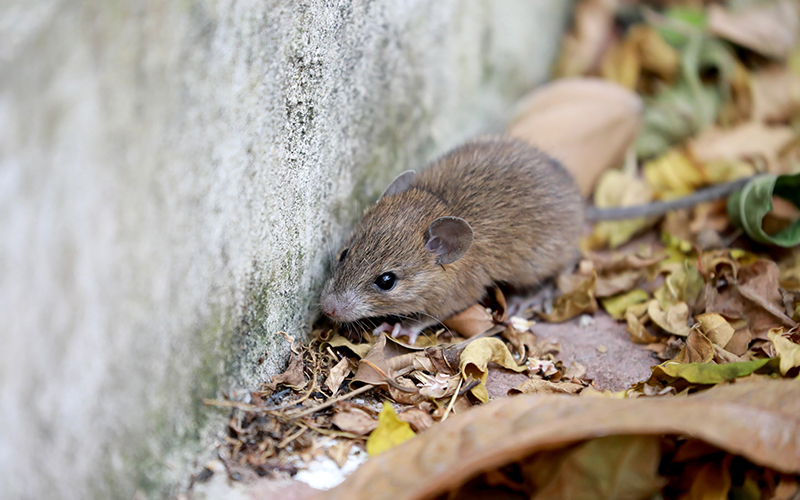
426,217,473,265
380,171,416,199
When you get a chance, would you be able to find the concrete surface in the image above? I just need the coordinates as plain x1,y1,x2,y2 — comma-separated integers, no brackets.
0,0,571,498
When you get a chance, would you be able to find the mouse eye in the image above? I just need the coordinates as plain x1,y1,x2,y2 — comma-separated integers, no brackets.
374,272,397,291
337,248,349,263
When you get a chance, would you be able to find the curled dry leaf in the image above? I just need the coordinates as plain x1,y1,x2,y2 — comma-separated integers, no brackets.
643,149,705,199
442,303,494,338
708,0,800,60
507,78,643,196
325,356,353,394
554,0,616,78
509,378,584,396
601,25,680,90
397,408,435,433
688,122,797,174
673,330,714,364
331,403,378,436
768,328,800,375
460,337,527,403
590,170,655,249
310,379,800,500
540,272,598,322
647,300,692,337
751,65,800,123
696,313,735,349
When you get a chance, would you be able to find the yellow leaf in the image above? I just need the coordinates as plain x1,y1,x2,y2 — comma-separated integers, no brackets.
626,309,659,344
696,313,735,348
602,289,650,320
647,300,692,337
643,149,705,199
460,337,527,391
591,170,655,248
768,328,800,376
366,402,416,456
601,38,640,90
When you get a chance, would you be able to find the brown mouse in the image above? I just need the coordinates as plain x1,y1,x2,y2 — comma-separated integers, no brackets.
320,136,583,343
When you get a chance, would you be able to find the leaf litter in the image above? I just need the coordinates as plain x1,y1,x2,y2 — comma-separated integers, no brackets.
203,1,800,498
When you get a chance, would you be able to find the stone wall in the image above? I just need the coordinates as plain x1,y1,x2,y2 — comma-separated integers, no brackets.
0,0,570,498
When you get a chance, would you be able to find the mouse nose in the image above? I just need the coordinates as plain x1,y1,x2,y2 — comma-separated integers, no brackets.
320,292,357,322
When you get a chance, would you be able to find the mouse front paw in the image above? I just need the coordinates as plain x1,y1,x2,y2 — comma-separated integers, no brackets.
372,322,424,345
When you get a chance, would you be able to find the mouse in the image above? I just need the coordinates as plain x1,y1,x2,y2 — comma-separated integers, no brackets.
319,136,584,343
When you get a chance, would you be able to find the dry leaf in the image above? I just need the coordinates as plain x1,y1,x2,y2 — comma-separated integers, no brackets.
331,404,378,436
365,402,416,456
768,328,800,375
751,65,800,123
643,149,705,199
601,38,640,90
648,300,692,337
325,356,353,394
688,122,797,174
311,379,800,500
509,378,583,396
264,350,306,391
442,304,495,338
397,408,434,433
673,330,714,364
460,337,527,403
524,436,665,500
708,0,800,60
554,0,616,78
507,78,643,196
626,309,659,344
706,259,797,338
540,272,598,322
591,170,655,248
696,313,735,349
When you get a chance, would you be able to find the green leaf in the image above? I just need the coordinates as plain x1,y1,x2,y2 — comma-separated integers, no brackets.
652,359,774,384
658,7,708,47
601,289,650,321
727,173,800,247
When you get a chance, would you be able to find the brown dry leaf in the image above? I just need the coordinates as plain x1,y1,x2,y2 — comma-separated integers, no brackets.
673,330,715,364
601,25,679,90
442,303,494,338
324,333,375,359
540,272,598,322
586,249,667,274
680,461,732,500
648,300,692,337
523,435,665,500
554,0,616,78
768,328,800,375
507,78,643,196
626,309,659,344
310,379,800,500
325,356,353,395
595,270,643,298
688,122,797,174
751,65,800,123
779,249,800,290
509,378,584,396
352,335,418,388
706,259,797,339
264,350,306,391
590,170,656,248
397,408,434,433
708,0,800,60
331,404,378,436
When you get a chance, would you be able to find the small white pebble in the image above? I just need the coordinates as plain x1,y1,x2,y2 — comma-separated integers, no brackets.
578,314,595,327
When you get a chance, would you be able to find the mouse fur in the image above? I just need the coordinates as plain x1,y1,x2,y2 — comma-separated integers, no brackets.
320,136,583,332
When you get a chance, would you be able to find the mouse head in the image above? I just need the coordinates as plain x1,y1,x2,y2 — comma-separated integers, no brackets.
320,171,473,323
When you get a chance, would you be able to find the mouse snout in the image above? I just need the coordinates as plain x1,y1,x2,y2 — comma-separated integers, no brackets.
320,290,361,323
